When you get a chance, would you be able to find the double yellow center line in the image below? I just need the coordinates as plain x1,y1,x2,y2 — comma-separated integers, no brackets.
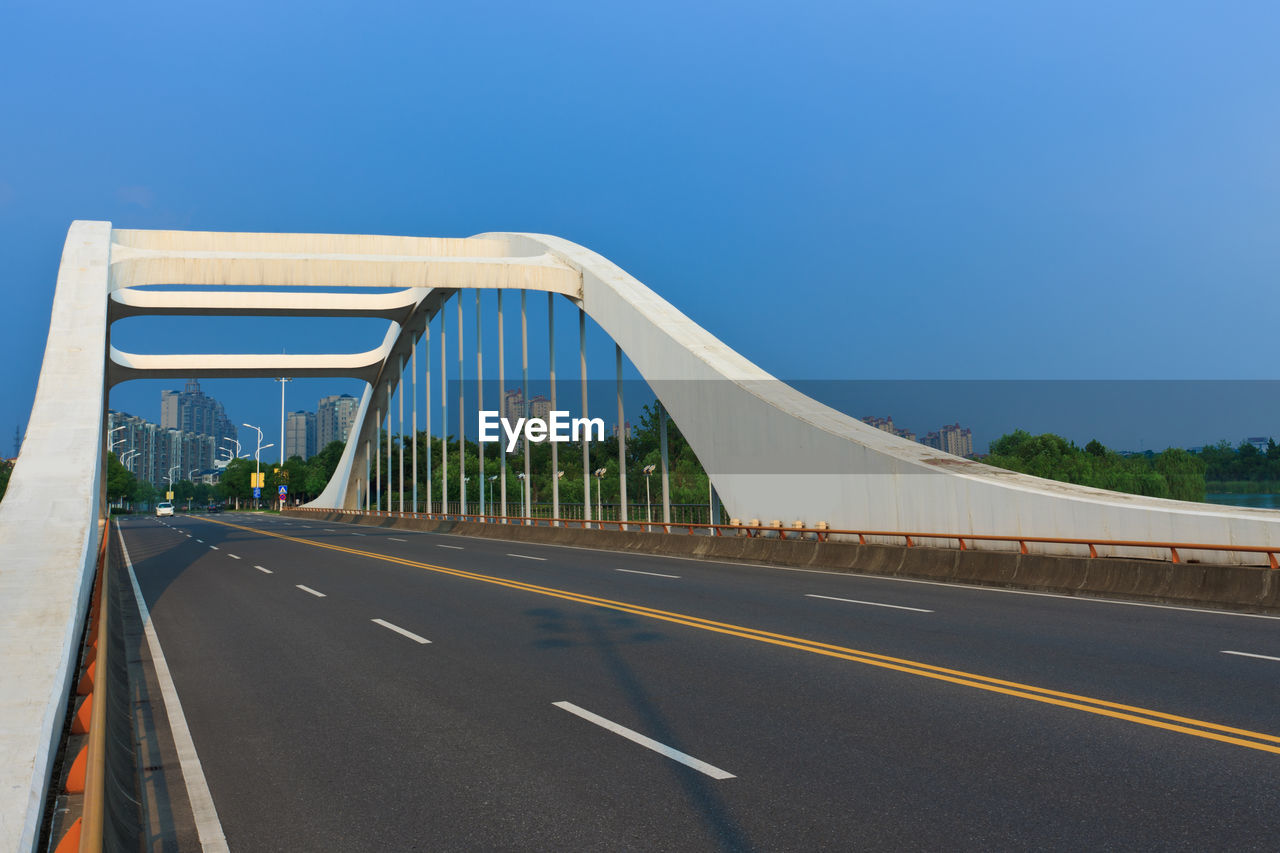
205,517,1280,756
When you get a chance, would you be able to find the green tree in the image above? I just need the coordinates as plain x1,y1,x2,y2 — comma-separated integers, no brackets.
305,441,346,496
105,452,137,503
985,431,1207,502
131,478,157,508
220,457,254,504
1155,448,1206,502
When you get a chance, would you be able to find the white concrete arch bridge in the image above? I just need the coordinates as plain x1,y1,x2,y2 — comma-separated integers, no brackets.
4,221,1280,849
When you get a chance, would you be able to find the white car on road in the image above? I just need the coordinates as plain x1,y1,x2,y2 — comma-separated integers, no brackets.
155,501,175,517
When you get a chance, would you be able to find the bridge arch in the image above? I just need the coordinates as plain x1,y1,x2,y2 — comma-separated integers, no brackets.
5,220,1280,847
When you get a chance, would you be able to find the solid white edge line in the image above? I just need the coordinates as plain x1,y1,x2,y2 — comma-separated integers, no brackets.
1222,650,1280,662
296,585,326,598
553,701,735,780
371,618,431,644
253,566,272,574
805,593,934,613
508,553,546,561
117,524,230,852
616,568,681,579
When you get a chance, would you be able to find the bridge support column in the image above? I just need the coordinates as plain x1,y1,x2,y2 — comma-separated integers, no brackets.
398,358,404,511
412,338,418,512
617,344,627,529
549,293,559,525
659,402,671,525
424,320,432,514
375,409,381,512
498,291,507,521
580,308,590,529
476,290,484,518
440,302,448,514
458,295,465,515
386,382,392,512
521,291,531,524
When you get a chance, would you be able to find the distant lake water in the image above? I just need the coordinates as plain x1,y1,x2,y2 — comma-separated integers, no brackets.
1204,493,1280,509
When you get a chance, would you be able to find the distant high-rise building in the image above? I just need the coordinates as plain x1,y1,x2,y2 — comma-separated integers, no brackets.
503,389,524,423
317,394,359,450
528,394,551,422
938,423,974,458
611,421,633,441
287,410,318,460
862,415,897,433
861,415,914,443
109,410,218,489
159,379,236,460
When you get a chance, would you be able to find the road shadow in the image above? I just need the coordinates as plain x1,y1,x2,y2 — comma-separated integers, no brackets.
525,606,752,852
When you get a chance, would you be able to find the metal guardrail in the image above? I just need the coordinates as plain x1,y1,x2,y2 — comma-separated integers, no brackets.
291,507,1280,569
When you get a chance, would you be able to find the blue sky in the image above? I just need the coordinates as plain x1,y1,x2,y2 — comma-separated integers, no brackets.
2,1,1278,456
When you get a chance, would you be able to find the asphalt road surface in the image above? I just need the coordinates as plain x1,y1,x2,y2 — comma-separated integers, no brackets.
116,512,1280,851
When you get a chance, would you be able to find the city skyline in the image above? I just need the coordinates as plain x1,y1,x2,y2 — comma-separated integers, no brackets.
90,376,1280,466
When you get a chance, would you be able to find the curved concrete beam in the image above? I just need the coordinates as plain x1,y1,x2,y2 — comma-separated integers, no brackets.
108,286,430,322
460,233,1280,563
106,346,390,386
107,240,581,296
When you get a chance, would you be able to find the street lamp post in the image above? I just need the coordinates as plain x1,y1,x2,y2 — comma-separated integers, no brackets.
516,473,526,523
244,423,265,508
488,475,498,519
108,426,128,493
164,465,180,508
593,468,607,524
643,464,656,529
555,470,564,524
277,377,291,465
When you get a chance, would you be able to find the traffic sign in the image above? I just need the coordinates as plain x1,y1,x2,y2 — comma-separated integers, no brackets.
165,490,174,500
252,486,261,499
278,485,288,501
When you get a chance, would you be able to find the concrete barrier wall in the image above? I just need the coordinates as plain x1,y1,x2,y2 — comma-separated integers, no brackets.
284,511,1279,614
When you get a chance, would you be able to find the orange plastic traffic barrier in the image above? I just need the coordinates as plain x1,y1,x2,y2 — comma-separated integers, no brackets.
75,661,95,696
52,817,81,853
64,745,87,794
69,695,92,735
